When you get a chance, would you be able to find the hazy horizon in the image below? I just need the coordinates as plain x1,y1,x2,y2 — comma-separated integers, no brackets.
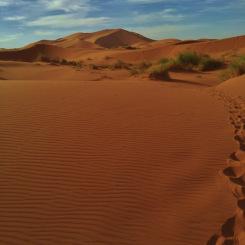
0,0,245,48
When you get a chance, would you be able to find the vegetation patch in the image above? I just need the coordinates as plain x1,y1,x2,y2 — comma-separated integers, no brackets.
111,60,132,70
148,63,170,80
221,55,245,80
172,51,223,71
198,56,223,71
37,55,83,69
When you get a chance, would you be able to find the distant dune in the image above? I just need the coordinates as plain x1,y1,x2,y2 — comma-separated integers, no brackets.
26,29,153,49
0,29,244,63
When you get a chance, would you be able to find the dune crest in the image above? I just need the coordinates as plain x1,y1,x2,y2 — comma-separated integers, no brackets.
0,29,244,63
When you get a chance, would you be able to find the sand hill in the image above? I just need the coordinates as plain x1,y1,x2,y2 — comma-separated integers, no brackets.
0,29,244,63
26,29,153,49
217,75,245,97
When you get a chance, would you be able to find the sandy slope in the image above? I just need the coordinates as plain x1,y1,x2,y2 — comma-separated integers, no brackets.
217,75,245,97
0,79,236,244
114,35,245,63
206,75,245,244
0,61,130,81
0,60,225,88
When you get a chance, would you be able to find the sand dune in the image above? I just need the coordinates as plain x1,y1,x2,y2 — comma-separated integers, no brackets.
0,28,245,244
0,29,153,62
0,79,236,244
217,75,245,97
0,30,244,63
50,29,153,49
0,44,71,62
113,35,245,63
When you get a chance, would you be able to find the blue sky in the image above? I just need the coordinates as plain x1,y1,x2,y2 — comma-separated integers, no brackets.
0,0,244,48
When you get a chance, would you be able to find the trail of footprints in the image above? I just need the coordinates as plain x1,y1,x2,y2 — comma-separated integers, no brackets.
208,92,245,245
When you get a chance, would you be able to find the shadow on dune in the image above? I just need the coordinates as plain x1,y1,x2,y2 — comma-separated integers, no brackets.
168,78,211,87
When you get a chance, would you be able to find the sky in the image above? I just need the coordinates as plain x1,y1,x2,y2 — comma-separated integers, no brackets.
0,0,244,48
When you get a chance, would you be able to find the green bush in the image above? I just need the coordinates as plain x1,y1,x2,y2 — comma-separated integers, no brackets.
89,64,99,70
128,62,151,76
129,68,140,76
220,56,245,80
176,51,201,67
112,60,131,70
229,55,245,76
158,58,170,65
198,56,223,71
137,61,152,71
166,51,224,71
148,63,170,80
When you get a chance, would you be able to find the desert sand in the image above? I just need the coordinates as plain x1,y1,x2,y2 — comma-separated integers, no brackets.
0,29,245,244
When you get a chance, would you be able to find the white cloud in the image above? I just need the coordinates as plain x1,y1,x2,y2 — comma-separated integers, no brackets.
3,16,26,21
0,34,22,42
133,9,184,23
128,0,167,3
26,14,111,28
33,30,55,36
0,0,13,6
130,24,200,39
39,0,94,13
127,0,181,3
0,0,25,6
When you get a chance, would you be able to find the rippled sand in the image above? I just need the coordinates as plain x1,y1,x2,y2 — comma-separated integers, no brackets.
0,80,236,244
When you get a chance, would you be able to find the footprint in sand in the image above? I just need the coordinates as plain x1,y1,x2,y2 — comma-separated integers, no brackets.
208,94,245,244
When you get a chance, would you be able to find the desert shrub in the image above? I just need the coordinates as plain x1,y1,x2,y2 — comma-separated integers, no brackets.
128,61,152,76
176,51,201,67
67,61,75,66
137,61,152,71
61,59,68,65
161,52,224,71
36,55,84,69
89,64,99,70
37,55,51,62
198,56,223,71
220,70,231,81
123,45,137,50
76,61,84,69
129,68,140,76
158,58,170,65
49,58,61,65
228,55,245,76
220,56,245,80
112,60,131,70
148,63,170,80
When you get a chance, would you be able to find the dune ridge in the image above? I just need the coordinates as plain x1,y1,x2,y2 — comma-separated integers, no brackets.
0,29,244,63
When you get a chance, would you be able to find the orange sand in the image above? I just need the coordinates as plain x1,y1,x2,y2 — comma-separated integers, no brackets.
0,79,236,244
0,29,245,244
